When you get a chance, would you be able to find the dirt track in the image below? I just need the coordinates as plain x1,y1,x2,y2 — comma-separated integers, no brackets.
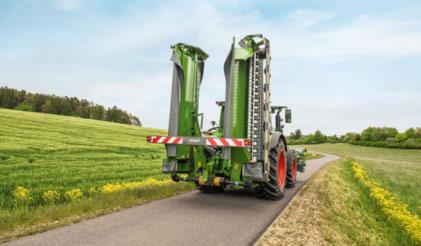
6,153,339,246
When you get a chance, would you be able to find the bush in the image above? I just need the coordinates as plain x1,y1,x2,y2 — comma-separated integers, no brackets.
14,102,33,111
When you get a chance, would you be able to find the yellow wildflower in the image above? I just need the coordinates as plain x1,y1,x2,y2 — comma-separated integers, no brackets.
42,190,60,203
64,188,83,200
352,162,421,242
100,178,172,194
14,186,30,201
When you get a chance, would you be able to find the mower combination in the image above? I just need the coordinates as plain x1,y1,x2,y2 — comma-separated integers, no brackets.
147,34,305,199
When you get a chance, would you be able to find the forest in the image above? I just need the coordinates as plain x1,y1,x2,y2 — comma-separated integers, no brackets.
0,86,141,126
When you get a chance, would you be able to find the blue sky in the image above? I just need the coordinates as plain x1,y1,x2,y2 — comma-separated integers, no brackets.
1,0,420,134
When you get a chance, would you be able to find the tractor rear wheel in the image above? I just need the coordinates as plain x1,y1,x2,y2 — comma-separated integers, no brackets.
256,137,287,200
286,149,297,188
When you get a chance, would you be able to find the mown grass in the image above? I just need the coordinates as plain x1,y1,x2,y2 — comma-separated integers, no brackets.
0,108,194,241
304,151,323,160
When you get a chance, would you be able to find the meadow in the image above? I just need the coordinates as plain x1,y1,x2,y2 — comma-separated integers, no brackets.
0,108,193,241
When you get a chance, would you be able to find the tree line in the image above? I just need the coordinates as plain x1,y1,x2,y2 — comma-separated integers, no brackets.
0,86,141,126
287,127,421,149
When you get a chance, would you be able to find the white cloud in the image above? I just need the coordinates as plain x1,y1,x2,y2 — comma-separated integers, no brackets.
2,1,421,133
269,16,421,62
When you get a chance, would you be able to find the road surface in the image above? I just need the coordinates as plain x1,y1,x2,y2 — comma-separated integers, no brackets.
6,153,339,246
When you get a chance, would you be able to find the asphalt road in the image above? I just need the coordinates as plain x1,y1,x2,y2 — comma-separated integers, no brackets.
6,153,339,246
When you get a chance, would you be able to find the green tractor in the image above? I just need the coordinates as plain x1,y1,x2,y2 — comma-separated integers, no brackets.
147,34,303,199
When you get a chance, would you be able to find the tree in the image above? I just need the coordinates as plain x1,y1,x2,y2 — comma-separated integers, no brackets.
31,94,46,112
41,100,53,113
90,105,106,120
294,129,303,139
289,132,296,139
106,106,131,124
385,127,398,138
0,87,18,108
130,115,142,126
415,128,421,139
405,128,416,139
328,134,339,143
313,130,326,143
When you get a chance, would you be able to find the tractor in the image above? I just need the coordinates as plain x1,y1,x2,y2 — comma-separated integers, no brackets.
147,34,304,199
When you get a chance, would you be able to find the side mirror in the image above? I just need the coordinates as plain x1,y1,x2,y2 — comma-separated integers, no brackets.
285,109,292,123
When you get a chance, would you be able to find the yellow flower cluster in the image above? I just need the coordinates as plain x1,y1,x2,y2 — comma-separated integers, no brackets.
11,178,173,205
101,178,172,194
352,162,421,242
42,190,60,203
14,186,30,201
64,188,84,200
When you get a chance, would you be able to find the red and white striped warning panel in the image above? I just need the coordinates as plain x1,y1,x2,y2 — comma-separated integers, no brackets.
146,136,250,148
205,137,250,147
146,136,183,144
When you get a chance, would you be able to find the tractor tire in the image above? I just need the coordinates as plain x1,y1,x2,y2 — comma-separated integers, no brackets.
256,134,287,200
286,149,297,188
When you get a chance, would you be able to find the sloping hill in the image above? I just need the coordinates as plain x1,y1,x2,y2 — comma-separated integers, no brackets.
0,108,192,241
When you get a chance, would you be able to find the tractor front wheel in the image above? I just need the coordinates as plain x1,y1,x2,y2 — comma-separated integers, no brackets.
286,149,297,188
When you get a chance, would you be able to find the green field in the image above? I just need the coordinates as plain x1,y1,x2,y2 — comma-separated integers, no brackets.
0,108,193,241
261,143,420,245
303,143,421,216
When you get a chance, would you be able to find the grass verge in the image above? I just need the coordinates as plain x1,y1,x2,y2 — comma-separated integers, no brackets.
258,159,419,245
0,181,194,242
301,143,421,216
258,144,420,245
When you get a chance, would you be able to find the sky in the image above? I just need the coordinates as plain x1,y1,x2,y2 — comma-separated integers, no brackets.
0,0,420,135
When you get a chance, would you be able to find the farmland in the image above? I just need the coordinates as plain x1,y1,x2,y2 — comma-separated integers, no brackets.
0,108,193,241
259,144,421,245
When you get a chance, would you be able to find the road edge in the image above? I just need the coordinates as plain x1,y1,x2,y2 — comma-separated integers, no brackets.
252,153,341,245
